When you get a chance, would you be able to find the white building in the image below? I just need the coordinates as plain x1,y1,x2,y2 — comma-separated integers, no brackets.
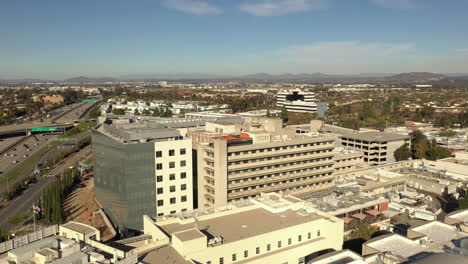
277,89,320,113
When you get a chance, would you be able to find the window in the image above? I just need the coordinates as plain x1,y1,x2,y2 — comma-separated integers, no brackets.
267,244,271,251
244,250,248,258
288,238,292,245
219,257,224,264
256,247,260,254
157,200,163,206
232,254,236,261
180,160,186,167
181,172,187,179
180,148,186,155
207,262,211,264
317,230,320,236
181,208,187,212
308,232,311,239
170,174,176,180
156,151,162,157
170,198,176,204
169,149,175,156
170,210,176,214
278,241,282,248
157,188,163,194
169,162,175,168
156,175,163,182
156,163,163,170
181,195,187,202
298,235,302,242
181,184,187,190
157,213,164,216
170,186,176,192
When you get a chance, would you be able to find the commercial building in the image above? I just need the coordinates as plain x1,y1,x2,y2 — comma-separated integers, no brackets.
143,193,344,264
277,89,322,113
92,121,194,232
420,152,468,181
320,124,410,166
362,220,468,263
196,122,336,208
333,147,365,175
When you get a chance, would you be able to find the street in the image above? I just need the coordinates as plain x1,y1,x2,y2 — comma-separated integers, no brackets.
0,145,91,231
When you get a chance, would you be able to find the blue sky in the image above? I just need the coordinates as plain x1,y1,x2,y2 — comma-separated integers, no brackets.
1,0,468,79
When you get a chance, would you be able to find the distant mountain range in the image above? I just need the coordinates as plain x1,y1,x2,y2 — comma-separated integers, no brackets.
2,72,468,84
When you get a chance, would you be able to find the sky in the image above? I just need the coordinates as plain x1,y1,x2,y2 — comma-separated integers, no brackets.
1,0,468,79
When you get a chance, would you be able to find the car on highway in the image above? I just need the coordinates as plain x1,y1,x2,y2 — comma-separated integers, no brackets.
4,153,8,157
13,160,18,164
23,154,28,158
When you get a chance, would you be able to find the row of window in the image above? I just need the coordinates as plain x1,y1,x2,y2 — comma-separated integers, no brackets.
206,231,321,264
227,177,333,194
157,208,187,217
227,159,333,176
157,184,187,194
156,148,186,158
156,160,187,170
227,149,332,166
227,141,333,157
227,166,333,185
157,196,188,206
156,172,187,182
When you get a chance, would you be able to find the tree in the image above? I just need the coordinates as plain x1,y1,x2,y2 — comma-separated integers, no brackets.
459,189,468,210
279,108,289,122
394,143,411,161
438,129,457,137
112,108,125,115
426,139,452,161
134,109,140,115
346,224,379,241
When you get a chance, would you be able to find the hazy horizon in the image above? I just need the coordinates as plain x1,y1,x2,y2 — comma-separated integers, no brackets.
2,0,468,79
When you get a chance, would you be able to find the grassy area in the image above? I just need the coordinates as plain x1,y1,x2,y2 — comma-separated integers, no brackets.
7,212,30,226
61,121,96,138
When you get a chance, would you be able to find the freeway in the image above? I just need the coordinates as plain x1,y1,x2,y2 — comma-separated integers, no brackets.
0,145,91,231
0,101,98,135
0,134,58,178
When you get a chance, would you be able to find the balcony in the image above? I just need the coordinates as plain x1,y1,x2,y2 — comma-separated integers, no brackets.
227,174,334,199
228,160,334,180
227,167,334,189
228,144,334,161
227,152,334,170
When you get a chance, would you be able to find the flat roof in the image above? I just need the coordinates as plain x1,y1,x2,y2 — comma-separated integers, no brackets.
160,207,321,244
366,234,422,259
61,222,97,235
142,246,191,264
448,209,468,223
341,131,409,142
173,229,205,242
411,221,460,247
309,250,364,264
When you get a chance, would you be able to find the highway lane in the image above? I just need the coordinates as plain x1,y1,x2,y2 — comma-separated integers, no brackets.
0,134,58,177
0,145,91,231
0,136,24,153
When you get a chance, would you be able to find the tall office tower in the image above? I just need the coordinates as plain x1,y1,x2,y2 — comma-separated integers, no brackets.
197,131,335,208
277,89,321,113
92,122,193,232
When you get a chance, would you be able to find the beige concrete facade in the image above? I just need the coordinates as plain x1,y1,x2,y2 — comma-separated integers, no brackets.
197,135,336,208
144,193,344,264
155,139,194,216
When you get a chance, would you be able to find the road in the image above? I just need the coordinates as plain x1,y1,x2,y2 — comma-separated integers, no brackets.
0,134,58,177
0,145,91,231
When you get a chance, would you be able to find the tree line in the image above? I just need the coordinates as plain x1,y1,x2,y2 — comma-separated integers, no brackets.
394,131,452,161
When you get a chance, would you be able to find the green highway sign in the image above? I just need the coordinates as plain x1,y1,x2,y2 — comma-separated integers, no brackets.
85,99,100,102
32,127,58,132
